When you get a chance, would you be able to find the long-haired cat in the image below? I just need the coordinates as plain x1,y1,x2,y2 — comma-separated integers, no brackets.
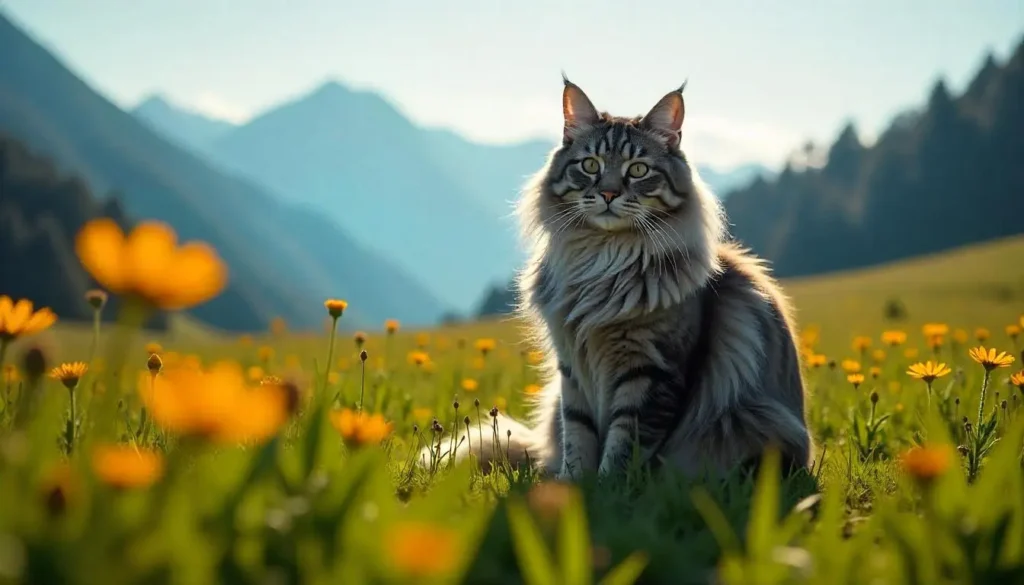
425,78,812,479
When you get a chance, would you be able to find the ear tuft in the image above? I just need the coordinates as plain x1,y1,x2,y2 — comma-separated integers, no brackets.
562,77,599,143
642,85,686,148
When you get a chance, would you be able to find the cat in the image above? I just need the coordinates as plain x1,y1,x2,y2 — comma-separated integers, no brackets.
422,77,812,480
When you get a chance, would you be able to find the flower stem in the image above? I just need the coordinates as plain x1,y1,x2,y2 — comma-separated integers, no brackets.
88,297,151,447
87,308,101,366
324,317,338,392
925,381,933,409
357,358,366,412
977,369,992,428
68,384,78,455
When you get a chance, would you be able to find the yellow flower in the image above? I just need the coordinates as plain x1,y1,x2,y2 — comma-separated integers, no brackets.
1010,371,1024,389
0,296,57,341
869,366,881,380
407,351,430,367
799,324,820,349
75,219,226,310
474,338,497,356
927,335,944,350
524,383,542,395
327,371,340,385
894,402,905,413
91,444,165,489
247,366,264,381
324,299,348,319
806,353,827,369
974,328,990,343
461,378,479,392
1007,324,1021,341
525,350,545,365
144,342,162,355
904,348,919,359
257,346,274,363
953,329,968,345
415,333,430,348
841,360,862,374
385,319,400,334
900,445,952,484
49,362,89,389
872,349,887,364
852,336,872,352
906,361,952,383
139,361,290,443
847,373,865,388
922,323,949,338
968,346,1016,371
270,317,287,336
386,522,460,577
329,409,393,447
881,330,907,347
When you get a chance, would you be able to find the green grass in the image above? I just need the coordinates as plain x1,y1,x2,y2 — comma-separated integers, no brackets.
1,237,1023,584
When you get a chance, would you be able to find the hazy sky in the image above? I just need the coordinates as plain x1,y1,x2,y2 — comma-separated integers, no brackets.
2,0,1021,168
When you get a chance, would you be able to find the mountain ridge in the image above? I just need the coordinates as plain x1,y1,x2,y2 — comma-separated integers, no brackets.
0,13,447,330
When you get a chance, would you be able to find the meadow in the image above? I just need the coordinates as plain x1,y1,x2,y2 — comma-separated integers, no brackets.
0,221,1023,585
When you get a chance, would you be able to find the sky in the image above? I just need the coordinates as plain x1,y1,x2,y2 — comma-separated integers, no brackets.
1,0,1021,169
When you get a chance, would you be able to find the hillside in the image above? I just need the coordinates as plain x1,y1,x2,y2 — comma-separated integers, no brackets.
723,40,1024,278
133,95,235,158
0,13,447,331
0,134,169,329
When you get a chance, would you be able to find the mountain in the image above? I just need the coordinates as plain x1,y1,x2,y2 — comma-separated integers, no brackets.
201,81,522,310
723,40,1024,279
0,133,170,329
0,13,446,331
698,162,772,198
133,95,235,157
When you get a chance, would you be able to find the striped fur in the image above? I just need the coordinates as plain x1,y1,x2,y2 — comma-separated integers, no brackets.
422,80,812,479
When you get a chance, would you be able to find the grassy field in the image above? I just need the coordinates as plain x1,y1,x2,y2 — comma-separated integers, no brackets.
1,235,1023,584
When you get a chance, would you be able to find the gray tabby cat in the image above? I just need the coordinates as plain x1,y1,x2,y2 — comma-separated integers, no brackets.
427,78,812,479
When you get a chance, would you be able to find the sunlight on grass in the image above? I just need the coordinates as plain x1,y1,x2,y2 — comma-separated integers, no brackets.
0,224,1022,584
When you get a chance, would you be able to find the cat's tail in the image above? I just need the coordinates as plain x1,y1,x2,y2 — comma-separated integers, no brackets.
416,383,561,475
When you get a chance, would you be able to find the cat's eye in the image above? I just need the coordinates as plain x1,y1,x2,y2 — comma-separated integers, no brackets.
627,162,649,178
580,157,600,174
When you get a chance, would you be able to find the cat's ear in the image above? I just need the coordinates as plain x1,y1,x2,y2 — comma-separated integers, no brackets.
562,75,599,143
642,83,686,149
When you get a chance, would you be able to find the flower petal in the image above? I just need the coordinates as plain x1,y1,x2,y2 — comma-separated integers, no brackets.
0,295,11,333
21,307,57,336
162,243,228,309
75,219,128,293
124,222,179,304
4,299,33,335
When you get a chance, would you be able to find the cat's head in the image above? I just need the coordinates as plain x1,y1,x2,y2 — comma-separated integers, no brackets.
525,78,723,248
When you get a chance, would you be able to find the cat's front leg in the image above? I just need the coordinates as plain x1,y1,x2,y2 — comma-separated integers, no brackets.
557,363,600,481
598,364,677,476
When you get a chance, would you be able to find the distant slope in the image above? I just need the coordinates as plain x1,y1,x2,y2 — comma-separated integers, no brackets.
205,81,521,310
0,133,168,330
0,13,447,330
133,95,236,157
723,40,1024,279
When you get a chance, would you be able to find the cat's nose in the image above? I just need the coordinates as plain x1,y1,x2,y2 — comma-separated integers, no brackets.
600,190,620,203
